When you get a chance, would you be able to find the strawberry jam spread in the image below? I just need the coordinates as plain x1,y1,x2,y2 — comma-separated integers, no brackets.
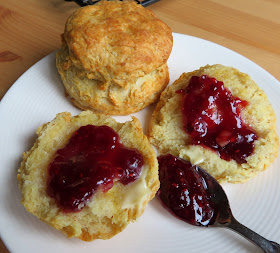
158,154,216,226
47,125,144,213
181,75,257,163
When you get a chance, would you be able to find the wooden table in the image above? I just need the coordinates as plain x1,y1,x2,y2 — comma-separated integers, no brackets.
0,0,279,252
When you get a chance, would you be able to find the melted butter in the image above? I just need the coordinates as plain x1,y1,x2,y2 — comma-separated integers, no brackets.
121,166,150,210
184,148,205,165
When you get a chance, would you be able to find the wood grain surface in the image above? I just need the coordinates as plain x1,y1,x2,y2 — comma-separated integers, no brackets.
0,0,280,252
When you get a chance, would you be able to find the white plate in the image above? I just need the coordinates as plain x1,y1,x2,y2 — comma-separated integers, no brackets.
0,33,279,253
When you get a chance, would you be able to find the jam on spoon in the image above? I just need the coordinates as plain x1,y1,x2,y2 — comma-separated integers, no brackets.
158,154,216,226
47,125,144,213
158,154,280,253
180,75,258,164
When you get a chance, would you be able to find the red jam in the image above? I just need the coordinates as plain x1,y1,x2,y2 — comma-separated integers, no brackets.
181,75,257,163
158,154,216,226
47,125,143,213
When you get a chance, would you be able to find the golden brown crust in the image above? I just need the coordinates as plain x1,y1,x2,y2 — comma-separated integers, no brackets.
18,111,159,241
63,1,173,83
149,64,279,183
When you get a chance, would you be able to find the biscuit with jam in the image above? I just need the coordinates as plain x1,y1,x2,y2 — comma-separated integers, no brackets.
56,1,172,115
18,111,159,241
149,64,279,183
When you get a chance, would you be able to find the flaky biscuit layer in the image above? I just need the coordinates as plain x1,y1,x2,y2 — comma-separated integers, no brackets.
56,45,169,115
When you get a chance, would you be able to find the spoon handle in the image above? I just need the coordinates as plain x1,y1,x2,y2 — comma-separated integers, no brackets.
225,217,280,253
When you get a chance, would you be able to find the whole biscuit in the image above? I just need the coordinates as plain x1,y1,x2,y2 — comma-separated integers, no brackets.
149,64,279,183
18,111,159,241
56,1,172,115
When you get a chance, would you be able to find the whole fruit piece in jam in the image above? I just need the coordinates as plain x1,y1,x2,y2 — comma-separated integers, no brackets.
181,75,257,163
158,154,217,226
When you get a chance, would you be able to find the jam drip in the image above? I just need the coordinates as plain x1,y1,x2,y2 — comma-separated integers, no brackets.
158,154,216,226
181,75,257,163
47,125,143,213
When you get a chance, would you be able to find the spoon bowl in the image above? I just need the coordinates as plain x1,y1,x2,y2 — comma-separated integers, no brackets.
158,154,280,253
197,166,280,253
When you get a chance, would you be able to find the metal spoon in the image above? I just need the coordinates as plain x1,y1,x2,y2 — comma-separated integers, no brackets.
157,154,280,253
193,166,280,253
65,0,160,7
